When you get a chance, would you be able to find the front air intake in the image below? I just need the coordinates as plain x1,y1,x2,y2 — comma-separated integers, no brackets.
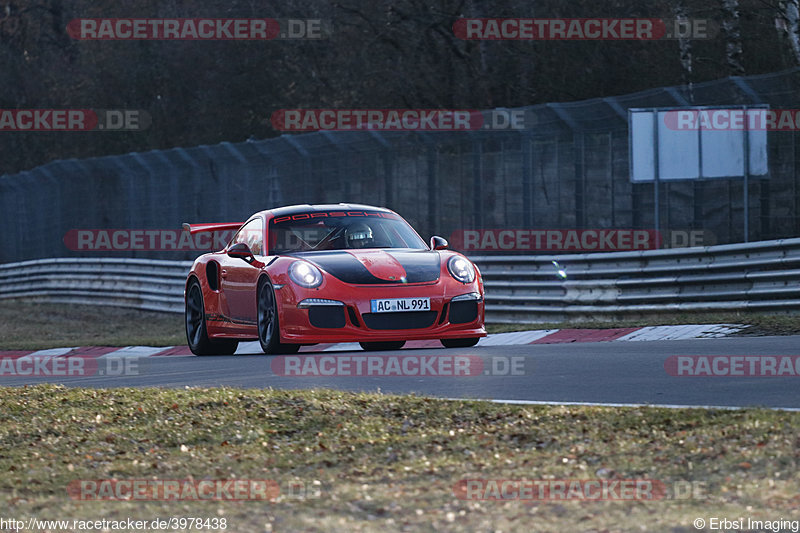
362,311,437,330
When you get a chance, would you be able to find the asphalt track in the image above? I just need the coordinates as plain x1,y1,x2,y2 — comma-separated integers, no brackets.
4,335,800,410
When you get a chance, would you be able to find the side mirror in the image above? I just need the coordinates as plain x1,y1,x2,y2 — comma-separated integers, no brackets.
227,242,265,268
227,242,255,262
430,236,449,250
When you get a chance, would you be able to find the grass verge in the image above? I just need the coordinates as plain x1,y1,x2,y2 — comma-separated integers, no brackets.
0,301,184,350
1,385,798,532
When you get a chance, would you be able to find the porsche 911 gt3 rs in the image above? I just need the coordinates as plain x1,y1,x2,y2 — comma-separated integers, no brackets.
183,203,486,355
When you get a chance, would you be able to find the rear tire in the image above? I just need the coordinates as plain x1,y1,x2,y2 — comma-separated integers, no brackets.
257,279,300,355
185,280,239,356
440,337,480,348
360,341,406,351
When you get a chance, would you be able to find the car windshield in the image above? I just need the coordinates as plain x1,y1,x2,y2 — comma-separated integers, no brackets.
269,210,427,253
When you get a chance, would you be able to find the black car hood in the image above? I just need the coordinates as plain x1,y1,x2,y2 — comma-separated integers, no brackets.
292,249,441,284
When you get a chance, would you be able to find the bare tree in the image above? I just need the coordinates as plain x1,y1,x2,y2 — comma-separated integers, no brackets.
721,0,745,74
776,0,800,65
674,2,694,102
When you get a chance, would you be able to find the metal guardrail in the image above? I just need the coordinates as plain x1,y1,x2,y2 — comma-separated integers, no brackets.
472,237,800,323
0,238,798,322
0,258,192,313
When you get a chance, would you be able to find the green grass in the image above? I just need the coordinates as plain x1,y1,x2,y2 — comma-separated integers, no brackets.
1,385,798,532
0,301,184,350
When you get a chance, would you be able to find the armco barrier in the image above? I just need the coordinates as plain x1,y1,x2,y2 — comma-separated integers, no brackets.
473,237,800,323
0,258,192,313
0,238,798,322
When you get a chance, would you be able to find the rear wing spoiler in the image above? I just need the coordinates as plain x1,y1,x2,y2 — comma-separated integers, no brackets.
182,222,244,235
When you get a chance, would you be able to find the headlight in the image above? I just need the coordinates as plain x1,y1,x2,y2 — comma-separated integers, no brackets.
447,255,476,283
288,260,323,288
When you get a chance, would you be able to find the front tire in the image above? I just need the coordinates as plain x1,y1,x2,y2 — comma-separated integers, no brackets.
257,279,300,355
441,337,480,348
185,280,239,356
360,341,406,351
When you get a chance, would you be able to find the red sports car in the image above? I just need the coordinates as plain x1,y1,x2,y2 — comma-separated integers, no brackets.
183,203,486,355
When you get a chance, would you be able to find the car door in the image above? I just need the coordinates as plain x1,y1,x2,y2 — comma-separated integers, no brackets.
219,217,264,325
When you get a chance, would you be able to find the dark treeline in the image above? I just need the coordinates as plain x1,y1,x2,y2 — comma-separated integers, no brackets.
1,0,798,174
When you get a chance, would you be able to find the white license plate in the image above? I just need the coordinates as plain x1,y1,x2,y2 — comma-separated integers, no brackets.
370,297,430,313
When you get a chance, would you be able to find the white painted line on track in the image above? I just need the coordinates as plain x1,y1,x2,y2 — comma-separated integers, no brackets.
695,324,747,338
323,343,363,352
14,348,76,369
618,324,746,341
618,325,694,341
617,325,675,341
444,397,800,412
99,346,168,358
666,325,715,340
478,329,560,346
26,347,75,358
235,341,261,355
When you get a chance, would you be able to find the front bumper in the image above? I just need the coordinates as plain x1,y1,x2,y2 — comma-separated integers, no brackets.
276,281,486,344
